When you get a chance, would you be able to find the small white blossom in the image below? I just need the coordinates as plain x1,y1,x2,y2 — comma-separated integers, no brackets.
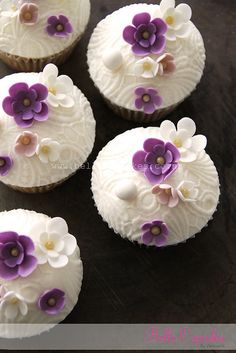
159,0,192,41
177,180,199,202
36,138,61,164
134,57,159,78
39,64,75,108
31,217,77,269
160,118,207,163
0,290,28,320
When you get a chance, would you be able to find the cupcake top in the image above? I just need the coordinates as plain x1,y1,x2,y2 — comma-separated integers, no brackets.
92,118,220,247
88,0,205,114
0,63,95,189
0,0,90,58
0,209,83,338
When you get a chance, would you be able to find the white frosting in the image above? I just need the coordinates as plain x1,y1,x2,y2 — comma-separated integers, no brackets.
0,69,95,188
0,0,90,58
0,209,83,338
92,126,220,246
87,3,206,110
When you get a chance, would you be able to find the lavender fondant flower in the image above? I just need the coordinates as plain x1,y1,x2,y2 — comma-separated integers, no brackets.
19,3,39,25
135,87,162,114
38,288,65,315
123,12,167,56
0,232,37,280
132,138,180,184
47,15,73,37
0,156,13,176
141,220,169,247
2,83,48,128
15,131,38,157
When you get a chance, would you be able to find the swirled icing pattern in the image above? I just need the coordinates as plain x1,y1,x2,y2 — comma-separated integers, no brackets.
0,71,95,188
0,0,90,58
0,209,83,339
87,4,206,110
92,128,220,246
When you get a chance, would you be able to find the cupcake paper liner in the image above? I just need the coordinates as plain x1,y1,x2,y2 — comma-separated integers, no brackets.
6,172,76,193
0,35,82,72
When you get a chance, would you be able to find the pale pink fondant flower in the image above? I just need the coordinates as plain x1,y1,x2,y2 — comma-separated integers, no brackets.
152,184,179,208
157,53,176,75
15,131,38,157
19,3,39,26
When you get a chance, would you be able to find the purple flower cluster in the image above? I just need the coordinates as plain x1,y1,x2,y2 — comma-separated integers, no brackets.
0,231,37,280
123,12,167,56
2,83,48,128
132,138,180,184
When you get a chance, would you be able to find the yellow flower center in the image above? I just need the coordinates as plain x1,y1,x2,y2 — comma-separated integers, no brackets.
21,136,31,146
181,188,190,199
142,31,150,40
166,16,174,25
47,297,56,307
143,62,152,71
23,98,31,107
24,12,32,20
0,158,5,167
10,298,19,305
49,87,57,95
165,188,172,195
142,94,151,103
56,24,64,32
173,138,183,148
11,247,19,257
45,241,54,250
156,156,165,166
41,146,50,154
151,226,161,236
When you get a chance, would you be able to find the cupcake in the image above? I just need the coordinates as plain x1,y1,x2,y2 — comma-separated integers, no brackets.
92,118,220,247
0,0,91,72
0,209,83,339
0,63,95,193
88,0,205,123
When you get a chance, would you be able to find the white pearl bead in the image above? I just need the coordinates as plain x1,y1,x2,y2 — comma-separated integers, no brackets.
102,49,123,71
115,181,138,201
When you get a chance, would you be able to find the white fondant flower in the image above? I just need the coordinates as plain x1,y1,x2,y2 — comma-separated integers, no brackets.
31,217,77,269
177,180,199,202
159,0,192,41
0,290,28,320
39,64,75,108
134,57,159,78
36,138,61,164
152,184,179,208
160,118,207,163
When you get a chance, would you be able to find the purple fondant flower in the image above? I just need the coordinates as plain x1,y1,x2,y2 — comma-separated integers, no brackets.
123,12,167,56
132,138,180,184
0,156,13,176
19,3,39,25
0,232,37,280
141,220,169,247
38,288,65,315
46,15,73,37
135,87,162,114
2,83,48,128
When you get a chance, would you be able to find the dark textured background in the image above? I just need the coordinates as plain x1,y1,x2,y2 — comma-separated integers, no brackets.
0,0,235,352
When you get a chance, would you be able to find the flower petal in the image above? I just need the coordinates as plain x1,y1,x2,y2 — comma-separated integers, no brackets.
144,102,156,114
0,261,18,280
160,0,175,13
191,135,207,152
176,3,192,22
144,138,164,152
160,120,176,139
0,231,18,243
2,97,14,116
46,217,68,236
31,83,48,101
56,75,74,93
151,35,166,54
9,82,28,97
123,25,136,44
142,231,153,245
33,102,48,121
5,304,18,320
151,18,167,35
18,255,37,277
132,151,147,171
155,235,167,247
132,43,150,56
175,22,192,38
18,235,35,254
132,12,151,27
135,98,144,110
145,168,164,184
180,150,196,163
62,234,77,256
